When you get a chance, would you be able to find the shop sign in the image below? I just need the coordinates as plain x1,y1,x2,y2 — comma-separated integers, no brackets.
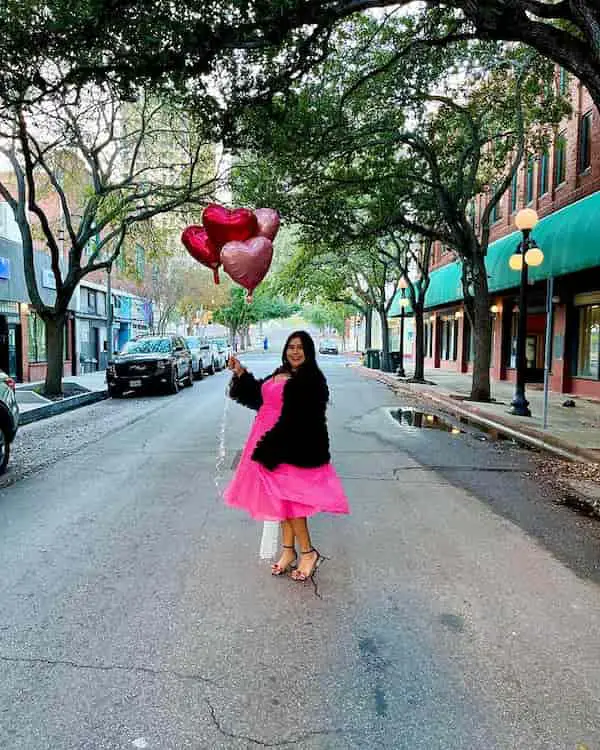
0,257,10,280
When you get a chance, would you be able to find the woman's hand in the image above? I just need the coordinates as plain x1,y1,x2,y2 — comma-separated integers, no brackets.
227,356,245,377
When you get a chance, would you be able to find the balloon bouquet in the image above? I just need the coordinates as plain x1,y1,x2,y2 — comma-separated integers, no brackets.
181,204,280,302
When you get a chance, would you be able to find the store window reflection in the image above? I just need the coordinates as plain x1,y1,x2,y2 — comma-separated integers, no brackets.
577,304,600,379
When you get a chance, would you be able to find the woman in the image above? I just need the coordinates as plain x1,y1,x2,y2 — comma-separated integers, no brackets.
224,331,349,581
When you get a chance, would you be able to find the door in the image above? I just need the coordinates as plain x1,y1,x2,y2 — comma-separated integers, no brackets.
0,316,8,373
7,325,18,379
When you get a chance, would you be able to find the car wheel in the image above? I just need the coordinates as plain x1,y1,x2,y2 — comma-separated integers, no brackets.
168,368,180,394
184,365,193,387
206,362,215,375
108,385,122,398
0,424,10,475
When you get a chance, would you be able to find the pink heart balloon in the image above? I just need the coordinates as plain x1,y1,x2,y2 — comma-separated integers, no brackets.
221,237,274,295
254,208,280,241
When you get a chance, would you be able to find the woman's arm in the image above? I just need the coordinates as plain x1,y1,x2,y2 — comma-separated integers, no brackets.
229,371,263,411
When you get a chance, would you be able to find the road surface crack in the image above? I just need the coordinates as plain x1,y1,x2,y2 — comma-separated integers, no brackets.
205,697,342,746
0,653,219,685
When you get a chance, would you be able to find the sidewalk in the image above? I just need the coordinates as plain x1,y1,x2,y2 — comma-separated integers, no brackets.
359,364,600,464
16,370,108,424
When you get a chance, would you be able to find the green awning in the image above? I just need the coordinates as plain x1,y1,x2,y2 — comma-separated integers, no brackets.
423,190,600,309
388,291,414,317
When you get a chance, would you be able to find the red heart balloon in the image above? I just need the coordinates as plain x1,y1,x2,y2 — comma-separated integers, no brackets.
221,237,273,295
181,225,221,284
202,204,258,248
254,208,280,241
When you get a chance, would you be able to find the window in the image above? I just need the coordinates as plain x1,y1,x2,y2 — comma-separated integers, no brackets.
440,317,457,361
117,250,127,273
510,170,519,213
424,321,434,358
87,289,97,313
554,131,567,187
28,312,47,362
526,157,535,204
490,185,503,223
539,152,549,196
559,67,569,95
579,111,592,173
577,304,600,379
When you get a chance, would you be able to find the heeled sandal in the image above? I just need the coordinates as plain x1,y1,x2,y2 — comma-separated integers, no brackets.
271,545,297,576
291,548,323,581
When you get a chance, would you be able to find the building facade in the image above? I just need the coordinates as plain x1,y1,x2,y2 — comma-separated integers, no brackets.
0,200,153,382
422,70,600,399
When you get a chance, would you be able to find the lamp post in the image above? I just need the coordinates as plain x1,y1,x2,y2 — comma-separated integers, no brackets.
509,208,544,417
396,278,410,378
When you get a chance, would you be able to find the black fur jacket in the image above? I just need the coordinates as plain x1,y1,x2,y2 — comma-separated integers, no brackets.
229,367,331,470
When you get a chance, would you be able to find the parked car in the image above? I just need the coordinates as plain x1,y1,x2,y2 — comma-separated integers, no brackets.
185,336,209,379
319,339,339,355
106,335,193,396
0,370,19,475
211,337,231,364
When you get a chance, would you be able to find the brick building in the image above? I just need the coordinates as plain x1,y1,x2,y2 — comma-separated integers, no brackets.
422,70,600,399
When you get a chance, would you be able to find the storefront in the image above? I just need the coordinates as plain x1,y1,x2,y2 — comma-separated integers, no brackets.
423,190,600,399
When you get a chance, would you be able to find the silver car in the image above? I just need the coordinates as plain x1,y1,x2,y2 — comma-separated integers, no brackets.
0,370,19,474
185,336,210,379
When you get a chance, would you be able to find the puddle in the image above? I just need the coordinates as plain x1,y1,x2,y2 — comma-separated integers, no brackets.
390,408,463,434
390,407,529,448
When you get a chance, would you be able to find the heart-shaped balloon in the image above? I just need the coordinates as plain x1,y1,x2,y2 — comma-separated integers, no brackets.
181,225,221,284
221,237,274,297
202,204,258,248
254,208,280,241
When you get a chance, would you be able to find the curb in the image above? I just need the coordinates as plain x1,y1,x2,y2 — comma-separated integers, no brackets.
358,366,597,464
18,390,109,426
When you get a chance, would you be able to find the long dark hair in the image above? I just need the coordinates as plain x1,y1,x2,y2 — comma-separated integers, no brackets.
281,330,317,371
276,330,328,402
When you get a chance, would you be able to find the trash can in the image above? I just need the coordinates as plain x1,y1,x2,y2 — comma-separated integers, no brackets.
388,351,401,371
365,348,381,369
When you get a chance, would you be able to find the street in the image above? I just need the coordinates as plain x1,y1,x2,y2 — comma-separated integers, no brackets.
2,353,600,749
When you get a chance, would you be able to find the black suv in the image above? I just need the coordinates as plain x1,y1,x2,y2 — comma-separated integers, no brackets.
107,335,193,397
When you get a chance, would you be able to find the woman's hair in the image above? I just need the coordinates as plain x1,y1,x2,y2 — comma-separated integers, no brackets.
281,330,318,372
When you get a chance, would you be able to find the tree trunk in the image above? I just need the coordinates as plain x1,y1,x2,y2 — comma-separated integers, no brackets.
470,256,492,402
412,303,426,382
379,307,391,372
44,313,66,396
364,307,373,350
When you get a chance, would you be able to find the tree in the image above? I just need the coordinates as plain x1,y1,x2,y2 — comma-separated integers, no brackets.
0,81,217,394
232,16,566,399
213,286,297,349
378,234,434,383
3,3,599,109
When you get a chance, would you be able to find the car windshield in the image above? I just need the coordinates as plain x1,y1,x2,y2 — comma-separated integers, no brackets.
185,337,202,348
121,338,171,355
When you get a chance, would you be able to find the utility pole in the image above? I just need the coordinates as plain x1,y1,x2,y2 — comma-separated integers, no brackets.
107,263,113,357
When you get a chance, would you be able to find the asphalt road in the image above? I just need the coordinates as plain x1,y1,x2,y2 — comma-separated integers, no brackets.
1,353,600,749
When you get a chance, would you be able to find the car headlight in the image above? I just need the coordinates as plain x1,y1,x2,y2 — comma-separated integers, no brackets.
107,365,115,376
156,359,169,371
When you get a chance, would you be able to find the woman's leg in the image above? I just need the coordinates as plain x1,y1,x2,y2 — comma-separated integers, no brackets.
289,517,319,579
272,520,296,574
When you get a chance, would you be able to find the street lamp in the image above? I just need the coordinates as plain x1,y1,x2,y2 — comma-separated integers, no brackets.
396,278,410,378
509,208,544,416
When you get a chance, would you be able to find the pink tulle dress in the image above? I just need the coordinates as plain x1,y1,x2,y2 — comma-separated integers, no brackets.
224,378,350,521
